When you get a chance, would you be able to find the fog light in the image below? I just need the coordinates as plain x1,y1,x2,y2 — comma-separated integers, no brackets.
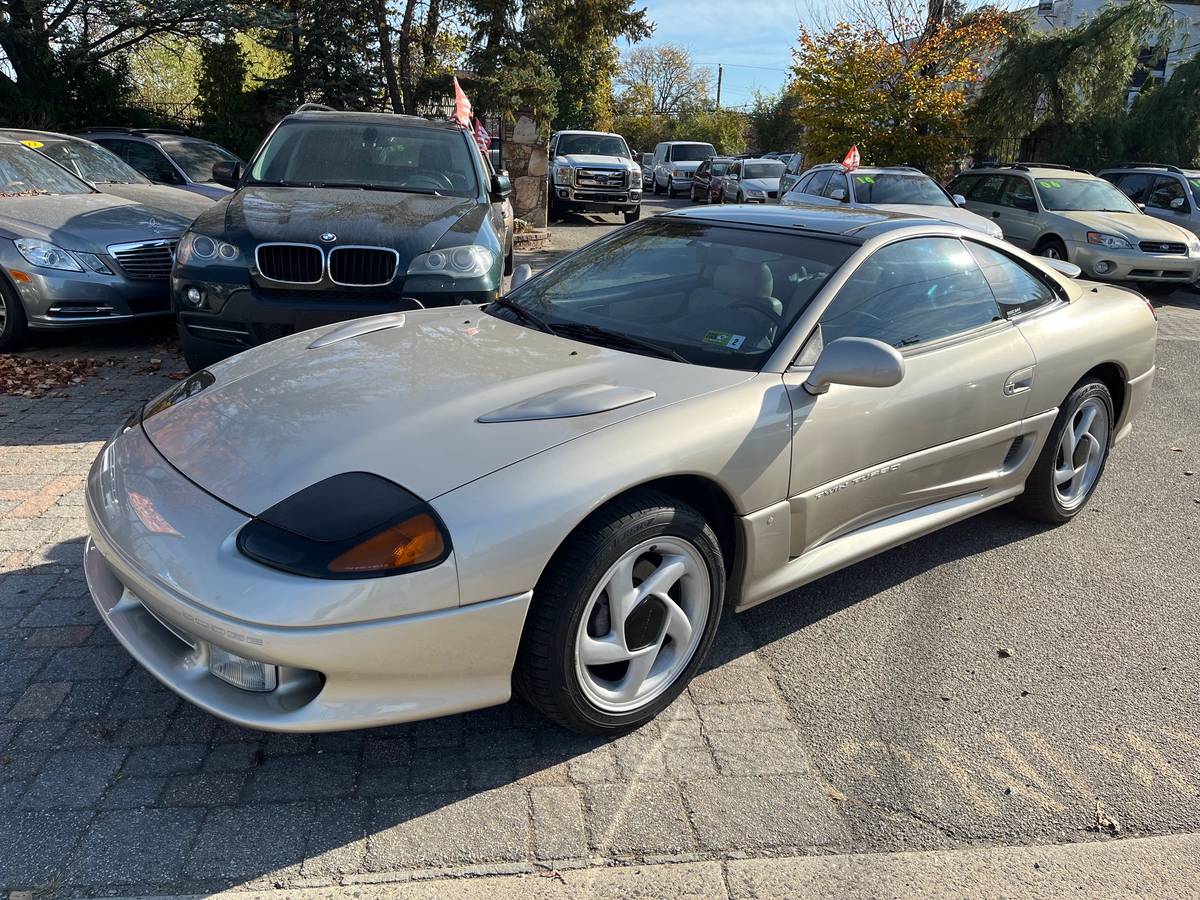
208,643,277,692
557,188,569,198
184,286,204,306
1094,261,1114,275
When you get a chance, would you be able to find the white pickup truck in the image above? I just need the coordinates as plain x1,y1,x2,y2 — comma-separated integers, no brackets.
548,130,642,224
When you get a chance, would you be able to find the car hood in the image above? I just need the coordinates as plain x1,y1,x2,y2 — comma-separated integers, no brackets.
742,177,781,193
874,203,1000,235
141,307,750,515
668,161,703,174
558,154,636,171
195,186,482,258
98,183,215,220
0,193,189,250
1054,210,1193,243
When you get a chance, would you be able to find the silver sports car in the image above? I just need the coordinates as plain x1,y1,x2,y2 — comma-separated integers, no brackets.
84,205,1157,734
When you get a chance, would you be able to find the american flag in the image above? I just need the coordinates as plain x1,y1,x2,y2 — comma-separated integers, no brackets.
473,118,491,151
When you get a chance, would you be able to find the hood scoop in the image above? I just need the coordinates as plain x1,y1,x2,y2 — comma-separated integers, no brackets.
478,383,656,423
308,314,407,349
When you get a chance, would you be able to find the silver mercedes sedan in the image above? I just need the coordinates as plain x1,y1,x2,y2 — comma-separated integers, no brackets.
84,205,1157,734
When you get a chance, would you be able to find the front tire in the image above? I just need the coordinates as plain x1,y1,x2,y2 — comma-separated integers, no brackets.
0,277,29,352
623,206,641,224
516,489,726,734
666,178,675,198
1013,378,1113,524
653,177,663,196
1036,237,1069,262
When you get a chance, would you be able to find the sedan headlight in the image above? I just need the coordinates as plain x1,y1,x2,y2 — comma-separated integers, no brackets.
407,245,495,280
237,473,451,579
14,238,83,272
1086,231,1132,250
1188,237,1200,254
745,188,766,198
554,166,574,184
176,232,241,266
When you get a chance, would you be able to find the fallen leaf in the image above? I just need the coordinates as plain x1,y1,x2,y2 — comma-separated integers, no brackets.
998,647,1014,658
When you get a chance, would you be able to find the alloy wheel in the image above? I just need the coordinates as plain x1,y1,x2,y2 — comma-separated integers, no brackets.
1040,245,1064,260
1054,397,1109,509
0,292,7,333
574,537,710,713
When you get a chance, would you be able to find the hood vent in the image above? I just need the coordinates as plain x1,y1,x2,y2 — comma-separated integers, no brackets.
307,314,407,349
478,383,656,423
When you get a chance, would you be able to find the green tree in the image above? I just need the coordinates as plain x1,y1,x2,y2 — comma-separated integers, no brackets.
265,0,380,110
1124,53,1200,167
679,108,747,155
196,35,260,157
747,90,803,153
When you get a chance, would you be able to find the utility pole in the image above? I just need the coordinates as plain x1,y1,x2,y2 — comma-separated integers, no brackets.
715,64,723,110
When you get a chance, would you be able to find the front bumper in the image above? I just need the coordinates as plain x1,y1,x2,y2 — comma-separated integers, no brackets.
1,243,171,329
1068,241,1200,283
552,184,640,210
83,423,530,732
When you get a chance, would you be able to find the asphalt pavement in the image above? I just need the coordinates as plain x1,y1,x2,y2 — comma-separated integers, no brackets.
1,194,1198,897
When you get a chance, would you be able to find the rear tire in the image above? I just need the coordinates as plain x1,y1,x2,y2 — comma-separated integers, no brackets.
1012,378,1113,524
515,489,726,734
0,277,29,352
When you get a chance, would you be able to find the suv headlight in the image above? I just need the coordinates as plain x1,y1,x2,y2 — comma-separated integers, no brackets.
745,188,766,197
176,232,240,266
408,245,495,279
1188,237,1200,254
554,166,573,184
14,238,83,272
1086,231,1132,250
671,169,688,178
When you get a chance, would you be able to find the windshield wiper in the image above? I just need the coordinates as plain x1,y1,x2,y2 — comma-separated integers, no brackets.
552,322,687,363
489,296,557,335
311,182,442,196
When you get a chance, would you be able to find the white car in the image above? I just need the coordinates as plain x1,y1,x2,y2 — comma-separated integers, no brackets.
782,164,1004,239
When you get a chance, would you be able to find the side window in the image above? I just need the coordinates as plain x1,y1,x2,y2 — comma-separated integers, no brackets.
653,144,665,163
93,138,130,161
1110,172,1155,204
728,162,740,177
823,172,848,198
695,161,708,177
946,175,971,197
548,136,559,158
1146,176,1189,211
966,175,1005,205
815,238,1002,349
786,155,803,175
996,176,1036,210
965,241,1058,316
806,170,832,196
124,143,182,184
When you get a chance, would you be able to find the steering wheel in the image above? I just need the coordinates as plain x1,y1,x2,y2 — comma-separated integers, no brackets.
730,302,788,332
407,172,455,191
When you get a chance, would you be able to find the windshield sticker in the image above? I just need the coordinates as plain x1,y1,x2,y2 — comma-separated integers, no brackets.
19,140,44,148
854,175,876,184
1038,179,1063,189
703,330,746,350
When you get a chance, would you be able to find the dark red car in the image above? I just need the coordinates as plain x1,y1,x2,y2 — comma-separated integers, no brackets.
690,157,734,203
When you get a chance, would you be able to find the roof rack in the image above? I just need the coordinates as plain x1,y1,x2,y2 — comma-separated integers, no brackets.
295,103,336,113
79,126,189,136
1006,162,1093,175
1109,162,1185,173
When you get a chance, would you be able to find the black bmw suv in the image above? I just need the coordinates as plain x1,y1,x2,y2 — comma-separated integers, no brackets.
171,108,513,369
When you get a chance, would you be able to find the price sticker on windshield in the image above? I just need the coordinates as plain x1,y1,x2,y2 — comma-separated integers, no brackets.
703,330,746,350
1038,179,1063,189
20,140,44,149
854,175,876,184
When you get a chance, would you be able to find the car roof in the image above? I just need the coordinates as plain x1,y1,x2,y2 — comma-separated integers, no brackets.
664,203,938,240
808,163,927,176
1098,163,1200,177
554,129,623,137
965,165,1093,179
0,128,81,143
282,110,466,132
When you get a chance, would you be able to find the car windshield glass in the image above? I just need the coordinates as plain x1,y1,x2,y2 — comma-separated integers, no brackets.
743,162,784,179
157,137,239,183
34,139,149,184
0,145,92,196
1189,175,1200,203
557,134,629,158
671,144,717,162
1035,176,1139,212
489,218,854,371
711,162,730,175
248,120,479,196
853,173,950,206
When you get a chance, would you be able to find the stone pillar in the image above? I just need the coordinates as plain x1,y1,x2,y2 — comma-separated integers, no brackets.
504,111,548,228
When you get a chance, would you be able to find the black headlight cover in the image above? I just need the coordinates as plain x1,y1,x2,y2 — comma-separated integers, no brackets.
236,472,452,579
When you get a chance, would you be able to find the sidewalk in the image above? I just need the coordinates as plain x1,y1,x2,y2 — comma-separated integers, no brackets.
96,833,1200,899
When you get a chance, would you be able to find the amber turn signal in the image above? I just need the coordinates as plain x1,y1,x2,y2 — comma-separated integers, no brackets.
328,513,446,574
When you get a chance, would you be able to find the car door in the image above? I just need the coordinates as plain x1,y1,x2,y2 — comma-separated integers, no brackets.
780,154,805,194
694,160,710,195
115,140,185,186
993,176,1043,249
723,161,740,200
783,236,1036,555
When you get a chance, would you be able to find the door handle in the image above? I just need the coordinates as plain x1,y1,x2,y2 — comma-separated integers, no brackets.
1004,366,1035,396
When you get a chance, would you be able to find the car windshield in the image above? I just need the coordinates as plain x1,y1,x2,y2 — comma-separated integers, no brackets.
248,120,479,196
32,138,149,185
711,162,730,175
0,144,93,196
853,173,951,206
671,144,717,162
557,134,629,158
488,218,854,371
1035,176,1139,213
743,162,784,179
1189,175,1200,203
157,137,240,183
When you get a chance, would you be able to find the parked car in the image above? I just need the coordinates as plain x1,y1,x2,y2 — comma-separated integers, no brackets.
651,141,718,197
547,130,642,224
783,163,1004,239
75,128,241,200
949,163,1200,290
1100,163,1200,252
0,129,214,220
779,152,807,196
0,138,190,350
85,204,1155,735
639,152,654,190
720,158,785,203
171,108,513,370
689,157,733,202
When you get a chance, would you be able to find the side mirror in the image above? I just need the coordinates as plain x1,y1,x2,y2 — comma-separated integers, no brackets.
1041,256,1082,279
830,188,848,202
803,337,904,396
1170,196,1187,210
952,193,967,207
510,263,532,290
1137,202,1147,211
490,173,512,200
211,160,241,187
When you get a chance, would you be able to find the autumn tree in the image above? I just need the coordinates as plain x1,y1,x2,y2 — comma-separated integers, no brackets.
616,44,711,116
790,10,1008,171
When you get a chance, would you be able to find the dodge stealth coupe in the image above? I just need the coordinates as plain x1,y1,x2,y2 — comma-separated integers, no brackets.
84,205,1156,734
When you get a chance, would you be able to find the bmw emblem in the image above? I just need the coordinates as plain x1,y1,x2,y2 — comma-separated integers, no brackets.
320,232,337,243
